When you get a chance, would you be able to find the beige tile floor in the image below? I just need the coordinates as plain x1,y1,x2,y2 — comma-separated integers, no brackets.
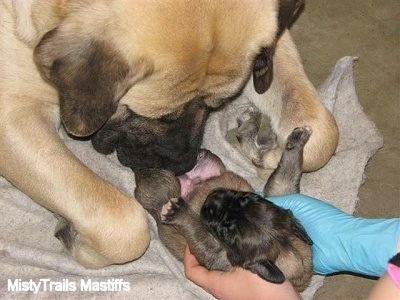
289,0,399,299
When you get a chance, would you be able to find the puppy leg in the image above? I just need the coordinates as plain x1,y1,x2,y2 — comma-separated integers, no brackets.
263,127,312,196
161,198,230,270
0,102,150,268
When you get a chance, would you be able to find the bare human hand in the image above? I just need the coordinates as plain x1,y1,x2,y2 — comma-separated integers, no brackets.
183,246,300,300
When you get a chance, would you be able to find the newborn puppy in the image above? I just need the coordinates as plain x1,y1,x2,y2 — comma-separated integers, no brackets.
135,127,312,291
234,105,278,172
235,105,312,180
92,99,210,175
201,189,313,286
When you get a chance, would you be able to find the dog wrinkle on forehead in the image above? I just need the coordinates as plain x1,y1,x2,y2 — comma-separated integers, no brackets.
124,2,278,74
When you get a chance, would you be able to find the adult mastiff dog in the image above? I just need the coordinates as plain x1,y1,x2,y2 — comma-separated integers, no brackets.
0,0,338,268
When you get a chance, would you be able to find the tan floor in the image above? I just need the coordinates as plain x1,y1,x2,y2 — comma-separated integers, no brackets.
289,0,400,299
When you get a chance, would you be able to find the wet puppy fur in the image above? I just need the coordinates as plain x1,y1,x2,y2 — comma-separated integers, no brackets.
135,126,313,291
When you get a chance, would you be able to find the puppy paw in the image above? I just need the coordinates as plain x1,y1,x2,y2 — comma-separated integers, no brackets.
161,197,187,224
285,127,312,150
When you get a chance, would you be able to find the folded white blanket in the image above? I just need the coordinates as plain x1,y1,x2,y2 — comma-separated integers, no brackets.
0,57,382,299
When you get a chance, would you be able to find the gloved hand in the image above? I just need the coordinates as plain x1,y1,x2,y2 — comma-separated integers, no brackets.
263,193,400,277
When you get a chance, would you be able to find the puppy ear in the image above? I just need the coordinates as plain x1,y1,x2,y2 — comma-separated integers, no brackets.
288,210,313,245
277,0,304,35
34,29,149,137
245,260,285,283
253,48,274,94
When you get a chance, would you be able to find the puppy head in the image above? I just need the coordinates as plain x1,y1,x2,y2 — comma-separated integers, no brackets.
34,0,303,137
201,188,312,283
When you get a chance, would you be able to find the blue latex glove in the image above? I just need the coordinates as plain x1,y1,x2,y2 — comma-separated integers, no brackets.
262,193,400,277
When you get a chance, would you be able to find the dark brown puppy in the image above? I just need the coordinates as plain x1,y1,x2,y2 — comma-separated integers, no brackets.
135,127,313,291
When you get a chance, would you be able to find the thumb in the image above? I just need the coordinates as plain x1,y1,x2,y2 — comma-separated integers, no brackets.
183,246,225,292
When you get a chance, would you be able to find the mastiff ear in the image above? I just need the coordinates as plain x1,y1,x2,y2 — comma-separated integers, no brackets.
34,29,149,137
253,48,274,94
253,0,304,94
277,0,305,35
245,260,285,283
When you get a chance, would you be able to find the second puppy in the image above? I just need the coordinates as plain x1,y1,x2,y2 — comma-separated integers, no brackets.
135,127,313,291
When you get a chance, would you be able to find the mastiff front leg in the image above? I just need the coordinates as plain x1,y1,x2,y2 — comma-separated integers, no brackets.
0,101,150,268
